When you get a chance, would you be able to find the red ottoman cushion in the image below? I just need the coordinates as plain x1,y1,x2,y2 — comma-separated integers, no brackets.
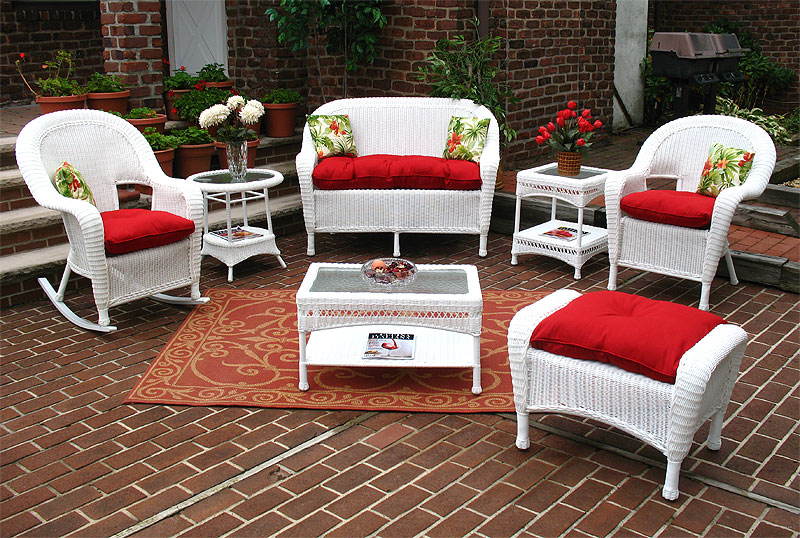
530,291,726,383
102,208,195,255
621,190,716,229
312,154,481,190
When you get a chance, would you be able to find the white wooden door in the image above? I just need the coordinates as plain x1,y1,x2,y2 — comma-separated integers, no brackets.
166,0,228,76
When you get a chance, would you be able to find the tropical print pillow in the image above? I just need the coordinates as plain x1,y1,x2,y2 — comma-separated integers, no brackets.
697,143,755,197
307,114,358,160
53,162,95,205
443,116,490,163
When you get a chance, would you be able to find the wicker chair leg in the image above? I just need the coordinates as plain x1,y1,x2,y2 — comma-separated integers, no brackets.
307,232,315,256
38,277,117,332
699,283,711,311
515,412,531,449
663,460,681,500
724,250,738,285
607,264,618,291
706,411,725,450
479,234,487,257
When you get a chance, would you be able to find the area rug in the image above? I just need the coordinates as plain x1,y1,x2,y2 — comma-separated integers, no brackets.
125,288,550,412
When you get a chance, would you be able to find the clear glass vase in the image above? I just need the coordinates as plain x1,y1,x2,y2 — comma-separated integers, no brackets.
226,140,248,182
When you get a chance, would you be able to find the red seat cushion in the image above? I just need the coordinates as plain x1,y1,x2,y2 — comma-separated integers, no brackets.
312,154,482,190
530,291,726,383
101,208,195,255
620,190,716,229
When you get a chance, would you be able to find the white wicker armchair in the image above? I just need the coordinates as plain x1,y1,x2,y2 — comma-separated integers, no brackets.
605,115,776,310
296,97,500,257
15,110,208,332
508,289,748,500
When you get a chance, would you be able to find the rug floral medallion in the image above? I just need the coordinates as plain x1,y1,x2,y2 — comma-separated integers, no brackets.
126,288,550,412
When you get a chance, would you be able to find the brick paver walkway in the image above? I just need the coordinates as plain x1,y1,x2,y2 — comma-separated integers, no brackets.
1,230,797,538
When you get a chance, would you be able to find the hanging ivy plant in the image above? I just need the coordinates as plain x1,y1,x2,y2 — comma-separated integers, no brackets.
265,0,386,98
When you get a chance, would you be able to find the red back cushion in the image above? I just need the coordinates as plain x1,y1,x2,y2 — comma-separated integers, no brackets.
530,291,726,383
102,208,195,256
312,154,481,190
620,190,716,229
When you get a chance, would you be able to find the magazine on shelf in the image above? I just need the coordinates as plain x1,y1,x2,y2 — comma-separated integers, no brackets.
540,226,588,242
210,226,262,242
362,332,416,360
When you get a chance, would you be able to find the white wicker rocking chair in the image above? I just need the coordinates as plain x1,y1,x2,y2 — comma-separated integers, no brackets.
605,115,776,311
15,110,209,332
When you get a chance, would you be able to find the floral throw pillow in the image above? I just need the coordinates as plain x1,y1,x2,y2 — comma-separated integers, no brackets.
697,143,755,197
53,162,95,205
443,116,490,163
307,114,358,160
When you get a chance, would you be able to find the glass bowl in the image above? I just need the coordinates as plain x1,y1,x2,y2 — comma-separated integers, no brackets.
360,258,417,288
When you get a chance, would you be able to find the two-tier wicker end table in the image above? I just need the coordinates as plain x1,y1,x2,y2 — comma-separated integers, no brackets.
511,162,612,279
188,169,286,282
296,263,483,394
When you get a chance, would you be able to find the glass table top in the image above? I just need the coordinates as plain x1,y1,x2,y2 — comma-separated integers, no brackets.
532,163,608,180
190,170,278,185
309,266,470,294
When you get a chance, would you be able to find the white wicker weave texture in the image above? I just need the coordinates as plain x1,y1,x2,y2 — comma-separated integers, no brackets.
604,115,777,311
15,109,208,331
295,97,500,258
507,289,748,500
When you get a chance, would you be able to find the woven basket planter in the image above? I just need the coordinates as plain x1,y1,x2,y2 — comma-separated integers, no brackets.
557,151,582,176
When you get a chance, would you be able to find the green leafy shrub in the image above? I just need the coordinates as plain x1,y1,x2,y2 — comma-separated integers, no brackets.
715,97,790,145
174,86,231,122
142,127,180,151
86,73,128,93
197,62,229,82
171,126,214,145
124,107,159,119
16,50,84,97
164,66,200,92
262,89,303,104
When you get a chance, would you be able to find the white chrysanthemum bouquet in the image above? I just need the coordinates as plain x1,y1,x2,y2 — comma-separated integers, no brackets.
198,95,265,143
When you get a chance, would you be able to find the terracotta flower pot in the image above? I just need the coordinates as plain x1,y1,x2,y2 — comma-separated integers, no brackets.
87,90,131,115
215,139,259,169
204,80,234,90
35,94,87,114
264,102,298,138
154,148,176,176
164,89,191,120
127,114,168,134
175,143,215,179
557,151,582,176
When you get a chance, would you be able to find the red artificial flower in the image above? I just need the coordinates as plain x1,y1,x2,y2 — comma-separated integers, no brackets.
582,109,591,118
576,138,586,146
594,120,603,129
538,126,548,135
557,117,565,127
547,122,556,132
567,100,577,110
535,135,545,144
571,110,577,118
542,131,550,140
19,53,25,59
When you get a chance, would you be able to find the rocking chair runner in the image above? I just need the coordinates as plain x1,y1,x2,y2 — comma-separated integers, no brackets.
15,110,209,332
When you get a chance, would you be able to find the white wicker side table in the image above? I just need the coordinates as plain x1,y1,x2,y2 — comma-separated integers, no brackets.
188,169,286,282
296,263,483,393
511,162,611,278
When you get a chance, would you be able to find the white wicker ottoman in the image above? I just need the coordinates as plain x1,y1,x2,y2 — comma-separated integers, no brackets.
508,289,747,500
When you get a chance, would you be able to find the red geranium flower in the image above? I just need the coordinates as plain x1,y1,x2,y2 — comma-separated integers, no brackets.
19,53,25,59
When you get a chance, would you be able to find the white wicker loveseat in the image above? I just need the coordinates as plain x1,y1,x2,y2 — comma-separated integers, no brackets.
296,97,500,257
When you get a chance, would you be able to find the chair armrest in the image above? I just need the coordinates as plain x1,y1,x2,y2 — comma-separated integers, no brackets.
667,324,747,461
479,120,501,190
507,289,581,413
150,173,205,226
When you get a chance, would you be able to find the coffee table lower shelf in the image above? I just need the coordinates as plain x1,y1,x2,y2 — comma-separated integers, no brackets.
299,324,481,394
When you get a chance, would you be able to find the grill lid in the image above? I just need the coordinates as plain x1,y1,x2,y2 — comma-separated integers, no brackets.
650,32,717,59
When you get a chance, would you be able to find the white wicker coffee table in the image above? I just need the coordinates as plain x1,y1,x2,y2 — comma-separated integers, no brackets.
296,263,483,393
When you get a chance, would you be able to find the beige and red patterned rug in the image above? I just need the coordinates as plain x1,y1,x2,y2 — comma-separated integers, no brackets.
125,288,549,412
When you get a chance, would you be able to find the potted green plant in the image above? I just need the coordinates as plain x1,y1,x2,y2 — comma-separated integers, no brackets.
117,107,168,134
262,89,303,138
417,19,518,188
171,126,215,179
15,50,87,113
86,72,130,114
142,126,181,179
163,64,201,120
173,86,232,125
197,62,233,89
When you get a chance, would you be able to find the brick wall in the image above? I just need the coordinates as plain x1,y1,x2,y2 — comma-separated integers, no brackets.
99,0,164,109
0,1,104,106
648,0,800,113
